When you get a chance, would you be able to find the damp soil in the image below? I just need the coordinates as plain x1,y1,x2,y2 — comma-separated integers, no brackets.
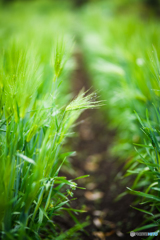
57,52,144,240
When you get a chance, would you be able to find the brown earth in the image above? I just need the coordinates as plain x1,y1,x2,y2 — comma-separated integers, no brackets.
57,52,144,240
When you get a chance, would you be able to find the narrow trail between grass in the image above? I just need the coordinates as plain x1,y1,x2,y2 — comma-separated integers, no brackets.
61,51,143,240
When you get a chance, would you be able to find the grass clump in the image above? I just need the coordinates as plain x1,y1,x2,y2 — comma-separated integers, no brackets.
79,0,160,236
0,1,100,239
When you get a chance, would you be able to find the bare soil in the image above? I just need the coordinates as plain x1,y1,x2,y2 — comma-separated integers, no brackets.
57,52,144,240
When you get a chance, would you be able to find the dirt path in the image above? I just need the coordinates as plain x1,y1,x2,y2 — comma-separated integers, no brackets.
58,51,143,239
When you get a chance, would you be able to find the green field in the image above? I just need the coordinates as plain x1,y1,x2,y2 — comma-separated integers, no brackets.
1,0,160,239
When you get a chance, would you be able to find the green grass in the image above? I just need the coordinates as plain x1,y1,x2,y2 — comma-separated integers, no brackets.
79,1,160,237
0,1,101,239
2,0,160,238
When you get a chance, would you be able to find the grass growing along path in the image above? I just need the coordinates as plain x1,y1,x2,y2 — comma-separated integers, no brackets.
1,2,160,238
